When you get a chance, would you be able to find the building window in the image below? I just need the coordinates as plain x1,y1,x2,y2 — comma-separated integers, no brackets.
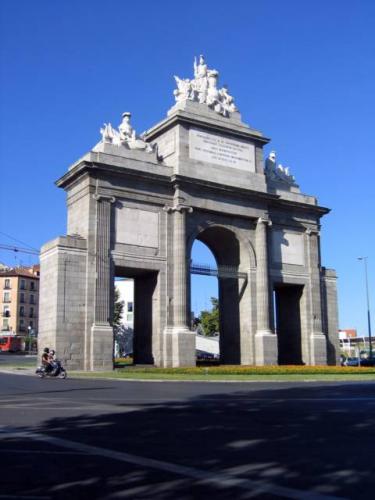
29,320,34,328
3,306,10,317
126,314,133,322
30,295,35,304
20,293,25,303
20,306,25,317
30,307,34,318
30,281,35,291
3,292,10,303
20,279,26,290
127,302,133,312
2,319,9,330
4,279,11,289
19,319,25,331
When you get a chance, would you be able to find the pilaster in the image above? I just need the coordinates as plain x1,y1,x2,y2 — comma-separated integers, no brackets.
255,217,278,365
162,194,195,367
306,228,327,365
90,193,115,370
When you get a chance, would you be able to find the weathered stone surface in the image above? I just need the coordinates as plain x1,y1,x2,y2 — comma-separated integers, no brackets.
39,64,338,370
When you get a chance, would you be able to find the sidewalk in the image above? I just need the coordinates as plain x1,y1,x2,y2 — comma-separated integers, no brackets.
0,366,35,376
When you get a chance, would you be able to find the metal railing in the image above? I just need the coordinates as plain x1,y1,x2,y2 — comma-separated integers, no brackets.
190,262,248,279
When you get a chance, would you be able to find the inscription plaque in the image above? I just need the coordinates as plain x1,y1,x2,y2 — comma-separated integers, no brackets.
189,128,255,171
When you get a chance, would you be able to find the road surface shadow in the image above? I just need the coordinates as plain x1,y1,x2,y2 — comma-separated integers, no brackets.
2,382,375,499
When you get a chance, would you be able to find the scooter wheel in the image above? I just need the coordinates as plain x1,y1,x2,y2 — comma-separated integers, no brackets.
59,371,67,379
37,372,45,378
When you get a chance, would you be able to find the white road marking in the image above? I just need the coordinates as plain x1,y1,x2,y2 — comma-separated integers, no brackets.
0,426,347,500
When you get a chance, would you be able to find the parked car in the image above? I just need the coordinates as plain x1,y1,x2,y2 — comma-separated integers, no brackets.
359,357,375,367
345,357,360,366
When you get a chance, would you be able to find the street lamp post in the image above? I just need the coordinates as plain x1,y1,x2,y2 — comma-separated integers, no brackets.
358,257,372,359
27,325,32,354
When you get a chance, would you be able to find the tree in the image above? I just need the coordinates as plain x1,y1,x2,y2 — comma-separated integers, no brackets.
200,297,219,336
113,286,124,327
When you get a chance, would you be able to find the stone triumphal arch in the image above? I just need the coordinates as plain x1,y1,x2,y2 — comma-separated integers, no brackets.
39,56,339,370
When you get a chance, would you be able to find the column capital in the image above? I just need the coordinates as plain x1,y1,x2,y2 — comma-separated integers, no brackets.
305,227,320,236
93,194,116,203
257,217,272,227
164,204,193,214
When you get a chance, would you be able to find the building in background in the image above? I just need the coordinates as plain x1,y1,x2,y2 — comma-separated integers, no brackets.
339,329,357,340
116,278,134,329
114,278,134,356
338,329,374,357
0,265,40,335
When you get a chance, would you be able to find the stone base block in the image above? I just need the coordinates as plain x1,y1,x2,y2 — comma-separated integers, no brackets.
255,331,278,365
162,326,196,367
310,333,327,365
90,324,114,371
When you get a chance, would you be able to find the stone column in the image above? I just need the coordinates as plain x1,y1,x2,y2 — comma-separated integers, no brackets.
306,228,327,365
90,193,115,370
173,204,192,328
255,217,278,365
162,200,195,367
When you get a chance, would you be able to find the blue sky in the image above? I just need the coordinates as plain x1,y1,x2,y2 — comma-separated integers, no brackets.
1,0,374,333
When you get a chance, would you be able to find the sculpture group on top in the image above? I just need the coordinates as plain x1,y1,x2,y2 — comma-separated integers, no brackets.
97,112,154,153
174,55,238,118
265,151,296,185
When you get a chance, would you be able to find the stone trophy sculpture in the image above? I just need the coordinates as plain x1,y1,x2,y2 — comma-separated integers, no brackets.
173,55,238,118
97,112,154,153
265,151,296,185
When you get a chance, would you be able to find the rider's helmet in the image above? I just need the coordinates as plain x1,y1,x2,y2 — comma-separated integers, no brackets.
43,347,49,353
50,350,55,356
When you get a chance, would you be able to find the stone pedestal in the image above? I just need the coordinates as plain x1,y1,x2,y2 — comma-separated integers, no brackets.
310,333,327,366
163,326,196,367
255,331,278,365
90,324,114,371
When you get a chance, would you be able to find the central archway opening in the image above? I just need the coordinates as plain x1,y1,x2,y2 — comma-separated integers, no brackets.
191,240,220,364
190,225,242,365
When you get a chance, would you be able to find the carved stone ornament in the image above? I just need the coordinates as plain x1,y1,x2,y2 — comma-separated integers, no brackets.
97,112,154,153
264,151,297,186
173,55,238,118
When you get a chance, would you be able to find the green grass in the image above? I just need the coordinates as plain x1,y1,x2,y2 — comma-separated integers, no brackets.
2,359,375,382
71,365,375,382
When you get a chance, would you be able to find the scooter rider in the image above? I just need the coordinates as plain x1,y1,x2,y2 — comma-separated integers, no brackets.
41,347,52,373
49,349,58,374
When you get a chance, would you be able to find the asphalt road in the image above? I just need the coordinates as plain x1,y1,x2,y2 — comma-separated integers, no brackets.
1,373,375,499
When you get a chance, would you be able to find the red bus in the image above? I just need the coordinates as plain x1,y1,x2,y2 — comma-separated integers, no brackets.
0,335,23,352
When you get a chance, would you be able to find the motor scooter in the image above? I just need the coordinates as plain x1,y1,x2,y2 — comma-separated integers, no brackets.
36,360,67,379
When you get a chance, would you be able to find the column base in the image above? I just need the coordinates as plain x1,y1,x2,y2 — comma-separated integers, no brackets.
255,330,278,365
310,333,327,365
163,326,196,367
90,324,114,371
